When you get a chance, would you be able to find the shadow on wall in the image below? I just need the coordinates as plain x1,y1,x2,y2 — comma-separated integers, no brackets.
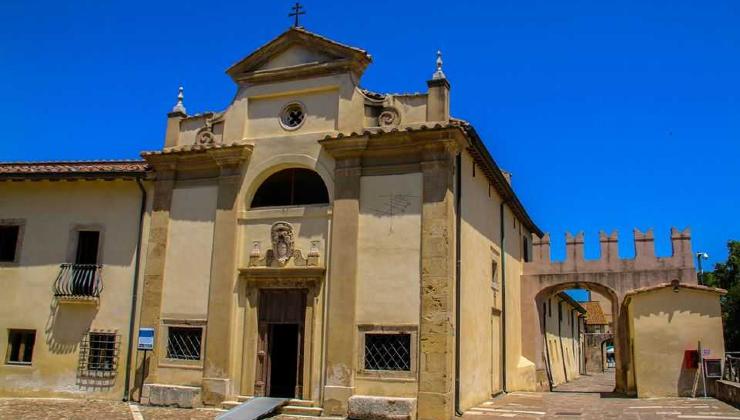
678,352,701,397
129,350,152,402
44,299,98,354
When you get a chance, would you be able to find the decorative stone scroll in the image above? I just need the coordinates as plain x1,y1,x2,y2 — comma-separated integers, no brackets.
378,107,400,127
248,222,320,268
196,113,223,145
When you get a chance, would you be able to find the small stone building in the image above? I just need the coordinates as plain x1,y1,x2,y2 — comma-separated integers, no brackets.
623,282,726,397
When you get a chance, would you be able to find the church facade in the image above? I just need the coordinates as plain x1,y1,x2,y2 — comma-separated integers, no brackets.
0,26,726,419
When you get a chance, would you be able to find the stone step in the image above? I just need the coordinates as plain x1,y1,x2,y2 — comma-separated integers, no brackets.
273,415,344,420
221,400,241,410
277,405,324,416
286,399,318,407
232,397,315,406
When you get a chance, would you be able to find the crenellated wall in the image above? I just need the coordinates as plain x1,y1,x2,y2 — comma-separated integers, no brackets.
526,227,694,278
521,227,696,394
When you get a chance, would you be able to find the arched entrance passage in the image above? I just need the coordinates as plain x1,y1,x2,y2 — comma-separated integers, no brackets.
522,229,697,395
524,281,628,393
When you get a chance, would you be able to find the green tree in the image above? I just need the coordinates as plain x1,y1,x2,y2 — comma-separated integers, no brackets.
701,240,740,351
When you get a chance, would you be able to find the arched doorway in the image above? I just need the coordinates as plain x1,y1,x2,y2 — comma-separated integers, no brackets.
533,282,621,393
238,166,332,400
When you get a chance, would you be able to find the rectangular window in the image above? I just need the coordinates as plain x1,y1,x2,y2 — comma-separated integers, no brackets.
491,260,499,290
558,301,563,322
522,235,530,262
364,333,411,371
75,231,100,265
79,332,118,375
166,327,202,360
6,329,35,365
0,225,20,262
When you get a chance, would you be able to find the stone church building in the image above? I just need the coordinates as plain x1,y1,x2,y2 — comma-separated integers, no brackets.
0,26,727,419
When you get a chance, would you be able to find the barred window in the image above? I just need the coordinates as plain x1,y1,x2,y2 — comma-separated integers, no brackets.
364,333,411,371
166,327,202,360
78,332,119,376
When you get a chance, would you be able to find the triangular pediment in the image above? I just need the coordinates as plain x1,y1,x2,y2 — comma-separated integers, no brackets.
255,45,336,71
226,27,372,83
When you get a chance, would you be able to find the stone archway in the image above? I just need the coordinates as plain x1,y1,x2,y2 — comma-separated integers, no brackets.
521,228,696,395
530,281,623,392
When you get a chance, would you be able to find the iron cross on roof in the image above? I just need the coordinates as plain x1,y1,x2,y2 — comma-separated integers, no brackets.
289,2,306,28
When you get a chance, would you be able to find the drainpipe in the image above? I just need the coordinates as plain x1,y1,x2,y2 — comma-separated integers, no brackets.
499,200,508,393
123,177,147,401
454,153,464,416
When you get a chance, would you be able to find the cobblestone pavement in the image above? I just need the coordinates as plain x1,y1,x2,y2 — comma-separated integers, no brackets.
464,371,740,419
0,398,223,420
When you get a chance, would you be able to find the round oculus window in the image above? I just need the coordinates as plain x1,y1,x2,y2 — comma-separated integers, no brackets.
279,103,306,130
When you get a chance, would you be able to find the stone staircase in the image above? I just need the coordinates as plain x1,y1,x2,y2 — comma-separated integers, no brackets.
220,397,323,417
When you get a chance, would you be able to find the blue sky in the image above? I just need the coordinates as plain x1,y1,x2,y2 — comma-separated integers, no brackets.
1,1,738,269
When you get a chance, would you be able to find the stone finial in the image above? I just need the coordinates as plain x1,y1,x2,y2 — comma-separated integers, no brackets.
432,50,446,80
171,86,187,114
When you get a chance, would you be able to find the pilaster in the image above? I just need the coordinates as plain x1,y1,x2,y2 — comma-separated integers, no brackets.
418,146,456,420
322,158,361,416
202,151,249,404
136,162,176,390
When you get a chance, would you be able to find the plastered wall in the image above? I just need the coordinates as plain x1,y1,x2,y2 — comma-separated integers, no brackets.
458,152,534,409
355,173,422,397
161,184,217,319
543,297,583,386
628,287,725,397
0,180,149,399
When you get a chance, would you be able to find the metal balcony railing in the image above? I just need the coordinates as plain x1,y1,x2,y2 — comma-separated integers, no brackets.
54,264,103,299
724,352,740,383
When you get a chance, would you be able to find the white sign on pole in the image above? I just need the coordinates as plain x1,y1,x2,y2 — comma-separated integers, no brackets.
138,328,155,350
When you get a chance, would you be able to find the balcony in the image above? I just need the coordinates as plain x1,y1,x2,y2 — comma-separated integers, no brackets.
54,264,103,302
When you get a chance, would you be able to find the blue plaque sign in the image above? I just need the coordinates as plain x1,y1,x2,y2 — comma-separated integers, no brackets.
138,328,155,350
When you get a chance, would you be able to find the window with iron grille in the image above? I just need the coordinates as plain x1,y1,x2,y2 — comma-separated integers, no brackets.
78,332,119,377
364,333,411,371
166,327,202,360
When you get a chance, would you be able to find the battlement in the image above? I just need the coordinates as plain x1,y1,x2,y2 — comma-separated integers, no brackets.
525,227,694,275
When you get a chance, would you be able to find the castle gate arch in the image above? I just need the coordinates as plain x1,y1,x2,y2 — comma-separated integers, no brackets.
521,228,695,394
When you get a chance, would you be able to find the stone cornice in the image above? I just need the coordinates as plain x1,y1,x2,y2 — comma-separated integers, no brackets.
141,143,253,175
319,126,462,162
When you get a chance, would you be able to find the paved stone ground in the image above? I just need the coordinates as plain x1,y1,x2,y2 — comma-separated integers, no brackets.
464,371,740,419
0,398,223,420
553,368,617,393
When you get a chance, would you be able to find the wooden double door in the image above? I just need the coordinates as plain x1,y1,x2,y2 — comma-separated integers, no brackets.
255,289,307,398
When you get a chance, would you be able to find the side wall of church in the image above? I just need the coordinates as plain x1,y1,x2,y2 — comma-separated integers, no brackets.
458,152,535,410
0,180,151,400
